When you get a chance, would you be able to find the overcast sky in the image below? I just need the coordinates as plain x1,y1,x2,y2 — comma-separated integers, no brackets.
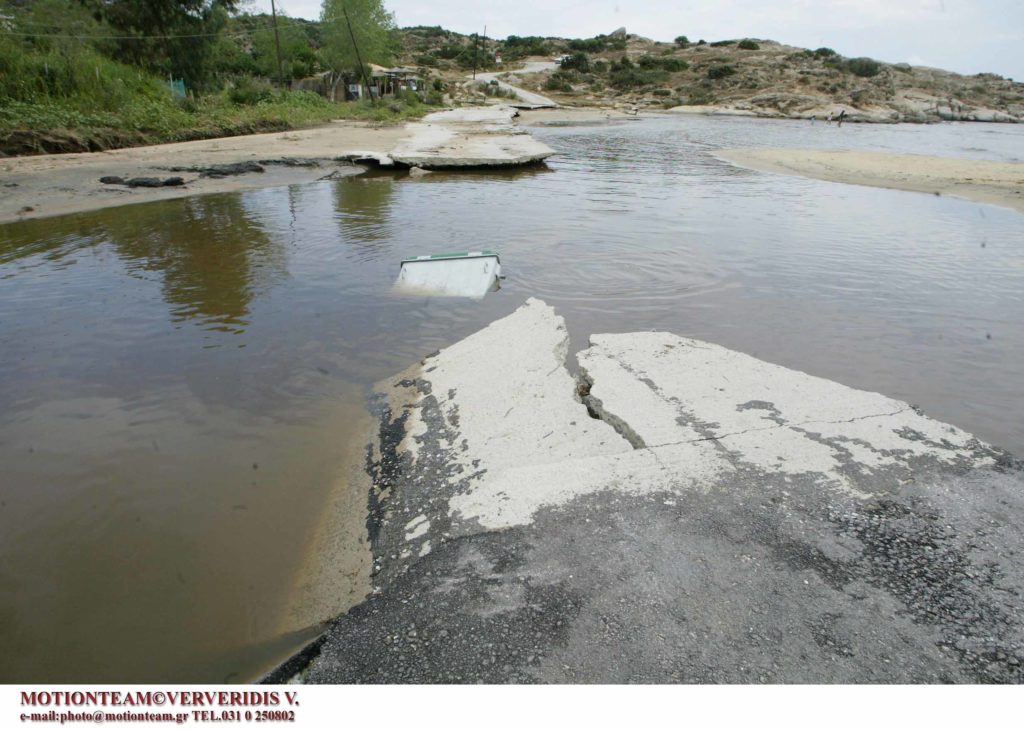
247,0,1024,80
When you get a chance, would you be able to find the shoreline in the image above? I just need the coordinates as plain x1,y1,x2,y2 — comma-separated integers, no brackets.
717,147,1024,214
0,106,554,226
0,121,403,225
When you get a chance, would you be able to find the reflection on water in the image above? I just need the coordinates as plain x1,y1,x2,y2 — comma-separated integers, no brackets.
112,196,286,332
0,115,1022,682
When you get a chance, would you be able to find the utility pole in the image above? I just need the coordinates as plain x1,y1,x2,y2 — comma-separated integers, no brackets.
343,6,375,104
472,32,479,79
270,0,285,89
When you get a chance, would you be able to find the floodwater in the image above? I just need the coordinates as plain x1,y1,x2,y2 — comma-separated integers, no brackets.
1,116,1022,682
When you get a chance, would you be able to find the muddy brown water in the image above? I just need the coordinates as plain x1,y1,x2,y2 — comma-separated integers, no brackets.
1,116,1022,682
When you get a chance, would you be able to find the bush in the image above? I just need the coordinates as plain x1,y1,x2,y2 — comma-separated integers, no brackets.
609,67,668,90
560,52,591,72
543,76,573,92
503,35,551,58
568,37,607,53
709,40,734,47
543,70,578,92
846,57,882,77
674,36,689,47
738,39,760,50
638,55,689,72
706,64,736,80
227,77,274,106
415,54,437,67
661,58,689,72
652,88,672,96
436,44,463,60
814,47,837,58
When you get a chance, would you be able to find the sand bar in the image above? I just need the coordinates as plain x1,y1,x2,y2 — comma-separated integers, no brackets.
718,147,1024,214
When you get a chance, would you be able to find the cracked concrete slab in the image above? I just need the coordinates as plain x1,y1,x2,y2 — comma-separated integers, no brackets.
268,299,1024,684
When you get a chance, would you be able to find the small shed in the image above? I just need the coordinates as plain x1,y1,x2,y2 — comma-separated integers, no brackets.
369,65,422,96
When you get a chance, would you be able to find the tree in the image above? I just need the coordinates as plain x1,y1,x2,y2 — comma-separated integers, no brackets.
320,0,396,79
560,52,590,72
82,0,237,87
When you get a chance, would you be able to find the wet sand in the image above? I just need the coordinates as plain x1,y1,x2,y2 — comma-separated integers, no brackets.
283,404,375,635
718,148,1024,214
0,121,409,224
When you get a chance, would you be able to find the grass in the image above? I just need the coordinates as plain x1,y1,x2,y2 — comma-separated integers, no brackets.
0,84,435,155
0,33,436,155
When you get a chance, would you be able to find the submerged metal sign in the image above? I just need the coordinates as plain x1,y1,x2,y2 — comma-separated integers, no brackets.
393,251,503,299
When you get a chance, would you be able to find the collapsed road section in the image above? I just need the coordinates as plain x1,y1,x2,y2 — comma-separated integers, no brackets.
270,298,1024,684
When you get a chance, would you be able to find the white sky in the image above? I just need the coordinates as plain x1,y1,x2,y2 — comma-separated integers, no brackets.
246,0,1024,80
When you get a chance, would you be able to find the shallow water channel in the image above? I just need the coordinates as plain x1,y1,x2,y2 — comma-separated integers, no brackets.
1,115,1022,682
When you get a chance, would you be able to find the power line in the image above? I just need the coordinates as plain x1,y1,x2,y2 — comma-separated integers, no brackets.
0,28,254,40
0,17,312,41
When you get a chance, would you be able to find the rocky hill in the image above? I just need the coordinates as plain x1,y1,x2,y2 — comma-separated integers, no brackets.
400,28,1023,123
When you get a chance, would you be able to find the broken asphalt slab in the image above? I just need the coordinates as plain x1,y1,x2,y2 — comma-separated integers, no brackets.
390,106,555,169
269,299,1024,684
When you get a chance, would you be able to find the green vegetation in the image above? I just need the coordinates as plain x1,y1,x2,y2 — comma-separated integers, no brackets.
543,73,574,93
568,34,627,53
846,57,882,77
0,0,435,155
674,36,690,47
608,57,668,90
320,0,397,76
638,55,689,72
706,64,737,80
503,35,552,59
737,39,760,50
560,52,591,72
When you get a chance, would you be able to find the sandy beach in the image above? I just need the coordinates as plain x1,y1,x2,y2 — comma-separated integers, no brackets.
718,148,1024,214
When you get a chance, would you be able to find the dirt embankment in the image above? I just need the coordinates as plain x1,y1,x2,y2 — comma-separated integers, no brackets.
0,119,296,158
